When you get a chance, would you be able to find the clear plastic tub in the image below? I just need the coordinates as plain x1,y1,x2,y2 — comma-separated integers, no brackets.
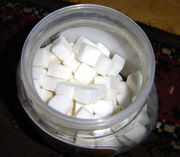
17,4,158,157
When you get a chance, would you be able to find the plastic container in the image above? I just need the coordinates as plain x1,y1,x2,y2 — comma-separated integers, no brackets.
17,4,158,157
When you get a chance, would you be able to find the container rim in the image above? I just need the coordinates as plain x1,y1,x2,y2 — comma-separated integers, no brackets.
21,4,155,129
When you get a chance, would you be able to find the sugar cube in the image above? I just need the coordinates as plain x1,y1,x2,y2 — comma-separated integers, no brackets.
63,53,80,72
95,55,113,76
32,67,47,86
108,54,125,76
51,35,73,61
96,43,110,57
117,92,131,110
127,71,143,95
48,95,73,114
56,82,75,100
75,107,94,119
48,64,72,80
77,43,101,67
74,63,97,85
94,76,115,89
33,47,50,68
94,100,114,117
42,75,63,92
73,36,96,54
49,53,61,64
73,85,100,105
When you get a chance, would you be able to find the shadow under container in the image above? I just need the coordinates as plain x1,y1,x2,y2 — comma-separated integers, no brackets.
17,4,158,157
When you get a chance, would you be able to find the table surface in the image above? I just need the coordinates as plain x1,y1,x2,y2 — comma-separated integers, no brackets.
71,0,180,35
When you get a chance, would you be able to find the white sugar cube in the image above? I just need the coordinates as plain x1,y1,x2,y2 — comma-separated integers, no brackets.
51,35,73,61
34,80,53,102
117,92,131,110
94,100,114,117
106,89,117,106
117,135,133,146
73,36,96,54
34,82,53,102
95,55,113,76
74,102,83,114
48,95,73,114
63,53,80,72
114,74,123,83
93,128,111,136
49,53,61,64
73,85,100,105
84,104,95,113
48,64,72,80
32,67,47,86
108,54,125,76
96,134,121,148
56,82,75,100
89,84,106,99
77,43,101,67
42,75,63,92
116,82,129,94
94,76,115,89
96,43,110,57
70,78,82,85
66,103,74,116
74,102,94,115
74,63,97,85
135,110,150,126
33,47,50,68
75,107,94,119
127,71,143,95
124,123,146,143
76,133,96,148
39,88,53,102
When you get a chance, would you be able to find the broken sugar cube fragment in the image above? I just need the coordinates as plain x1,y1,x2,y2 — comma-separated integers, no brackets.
74,63,97,85
51,35,73,61
48,95,73,114
33,47,50,68
48,64,72,80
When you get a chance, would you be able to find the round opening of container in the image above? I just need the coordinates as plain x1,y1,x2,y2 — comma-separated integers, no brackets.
21,4,155,130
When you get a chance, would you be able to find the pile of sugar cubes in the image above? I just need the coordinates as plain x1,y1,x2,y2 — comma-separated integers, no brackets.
32,35,142,119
